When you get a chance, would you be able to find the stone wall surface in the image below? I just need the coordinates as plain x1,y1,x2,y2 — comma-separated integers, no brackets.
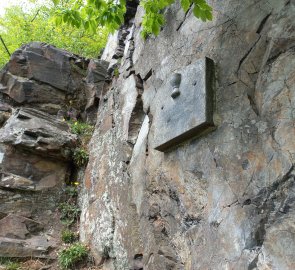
0,42,108,259
80,0,295,269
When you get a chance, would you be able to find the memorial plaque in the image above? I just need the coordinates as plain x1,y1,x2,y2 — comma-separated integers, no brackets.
153,57,215,152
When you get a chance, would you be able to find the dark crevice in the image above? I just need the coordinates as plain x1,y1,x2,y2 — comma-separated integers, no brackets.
124,0,139,25
247,94,259,116
135,74,144,90
254,216,268,246
256,13,271,34
176,3,193,31
134,254,143,260
224,200,239,208
143,69,153,81
228,81,237,86
237,36,261,72
127,76,145,145
183,215,201,230
250,166,294,248
248,254,259,270
168,188,180,205
266,45,295,66
243,198,252,206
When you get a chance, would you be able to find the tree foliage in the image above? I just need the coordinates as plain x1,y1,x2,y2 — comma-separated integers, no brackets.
0,1,108,67
141,0,212,38
0,0,212,67
51,0,212,39
53,0,126,33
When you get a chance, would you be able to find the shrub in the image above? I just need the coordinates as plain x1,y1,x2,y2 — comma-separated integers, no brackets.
70,121,94,136
64,185,79,197
6,262,20,270
59,202,81,226
73,148,89,167
58,243,88,269
0,258,21,270
61,229,77,244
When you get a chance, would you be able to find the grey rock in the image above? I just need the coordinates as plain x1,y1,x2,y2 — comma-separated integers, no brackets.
0,41,110,259
7,42,88,92
0,236,56,258
79,1,295,270
86,59,109,84
0,214,43,239
0,108,76,160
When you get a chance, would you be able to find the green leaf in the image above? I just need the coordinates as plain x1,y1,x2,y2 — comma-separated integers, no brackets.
94,0,102,9
193,2,212,21
55,15,62,25
63,12,70,23
52,0,60,5
114,15,122,26
205,9,213,20
193,5,202,18
180,0,191,12
152,21,160,36
84,20,90,29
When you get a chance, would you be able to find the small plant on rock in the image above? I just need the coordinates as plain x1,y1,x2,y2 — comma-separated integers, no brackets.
61,229,77,244
58,242,88,269
59,202,81,226
73,147,89,167
70,121,94,137
65,185,79,197
0,258,21,270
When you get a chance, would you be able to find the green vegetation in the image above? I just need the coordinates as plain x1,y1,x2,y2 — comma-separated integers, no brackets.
141,0,212,38
59,201,81,226
73,147,89,167
5,262,21,270
0,0,108,67
62,229,77,243
58,243,88,269
70,121,94,137
64,185,79,197
53,0,126,33
68,120,93,167
114,67,120,77
50,0,212,39
0,0,212,67
0,258,21,270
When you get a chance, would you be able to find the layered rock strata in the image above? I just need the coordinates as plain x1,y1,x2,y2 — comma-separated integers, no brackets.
0,42,107,258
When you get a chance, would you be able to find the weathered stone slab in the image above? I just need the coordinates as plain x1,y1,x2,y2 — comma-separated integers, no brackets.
0,108,76,160
0,236,56,258
0,72,66,106
86,59,109,84
153,57,215,151
0,214,43,239
6,42,89,93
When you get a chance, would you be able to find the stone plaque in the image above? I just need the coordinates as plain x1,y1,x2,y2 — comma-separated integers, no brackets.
154,57,215,152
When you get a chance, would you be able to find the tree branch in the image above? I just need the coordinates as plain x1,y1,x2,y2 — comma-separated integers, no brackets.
31,9,41,22
0,35,11,57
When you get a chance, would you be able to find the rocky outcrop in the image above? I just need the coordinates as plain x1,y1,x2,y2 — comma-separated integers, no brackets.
0,42,108,258
80,1,295,270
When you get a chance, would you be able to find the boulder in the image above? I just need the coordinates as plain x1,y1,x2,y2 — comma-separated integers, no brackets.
0,108,76,160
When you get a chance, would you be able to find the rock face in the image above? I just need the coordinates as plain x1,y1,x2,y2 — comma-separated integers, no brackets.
80,1,295,270
0,42,107,258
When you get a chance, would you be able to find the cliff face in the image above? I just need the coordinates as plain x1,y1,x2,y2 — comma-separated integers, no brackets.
80,0,295,269
0,42,107,259
0,0,294,269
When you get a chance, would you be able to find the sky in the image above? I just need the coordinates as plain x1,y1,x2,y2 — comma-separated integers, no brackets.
0,0,44,15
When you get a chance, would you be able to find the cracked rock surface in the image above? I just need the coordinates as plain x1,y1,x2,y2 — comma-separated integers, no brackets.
0,42,107,258
80,0,295,269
